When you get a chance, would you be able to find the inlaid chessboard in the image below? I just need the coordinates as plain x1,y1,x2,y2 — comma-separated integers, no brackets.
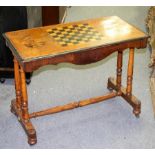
47,23,104,47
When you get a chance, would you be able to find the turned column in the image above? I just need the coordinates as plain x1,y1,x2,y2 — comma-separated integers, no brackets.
14,58,22,111
126,48,134,96
116,50,123,95
20,66,29,122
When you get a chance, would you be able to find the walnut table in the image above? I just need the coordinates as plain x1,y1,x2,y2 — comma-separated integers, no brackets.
3,16,148,145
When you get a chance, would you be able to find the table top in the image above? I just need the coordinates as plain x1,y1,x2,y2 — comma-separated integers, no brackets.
4,16,147,62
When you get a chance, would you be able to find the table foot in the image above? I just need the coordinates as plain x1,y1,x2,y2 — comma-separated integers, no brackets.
107,77,141,117
11,99,37,145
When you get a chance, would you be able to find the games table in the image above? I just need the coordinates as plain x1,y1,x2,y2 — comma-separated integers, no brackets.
3,16,148,145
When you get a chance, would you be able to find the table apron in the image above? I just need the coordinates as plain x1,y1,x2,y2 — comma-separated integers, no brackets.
20,38,147,72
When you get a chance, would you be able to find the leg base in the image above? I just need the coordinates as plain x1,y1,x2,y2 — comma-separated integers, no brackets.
107,77,141,117
11,99,37,145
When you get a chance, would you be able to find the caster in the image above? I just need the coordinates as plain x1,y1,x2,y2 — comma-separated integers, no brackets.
133,109,140,118
107,86,113,91
26,79,31,85
0,78,5,83
135,115,140,118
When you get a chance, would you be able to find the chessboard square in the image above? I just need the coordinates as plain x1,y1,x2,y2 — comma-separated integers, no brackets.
93,32,101,35
52,30,61,34
72,33,81,38
61,43,68,47
95,37,102,40
60,31,68,35
51,35,59,38
89,38,99,41
83,40,90,43
69,31,78,35
98,34,104,38
55,32,64,35
63,33,72,37
84,27,91,30
89,35,99,39
72,25,79,28
49,30,57,33
81,34,90,38
83,30,92,34
54,38,62,41
74,38,82,42
83,35,93,38
49,33,56,36
87,26,94,30
59,40,68,44
70,38,80,43
72,41,80,44
77,24,83,27
57,29,65,32
83,23,89,26
69,27,77,31
62,26,69,29
52,28,58,31
79,26,88,30
72,29,80,32
63,38,73,42
78,30,87,34
68,25,74,28
71,37,78,41
77,27,86,30
58,38,67,42
69,34,80,39
65,30,73,33
82,38,90,41
87,31,95,35
71,38,81,43
56,34,65,37
94,34,103,39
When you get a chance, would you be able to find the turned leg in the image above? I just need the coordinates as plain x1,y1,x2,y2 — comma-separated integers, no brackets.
20,67,29,122
116,50,123,95
12,58,22,112
126,48,134,96
126,48,140,116
11,60,37,145
19,66,37,144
